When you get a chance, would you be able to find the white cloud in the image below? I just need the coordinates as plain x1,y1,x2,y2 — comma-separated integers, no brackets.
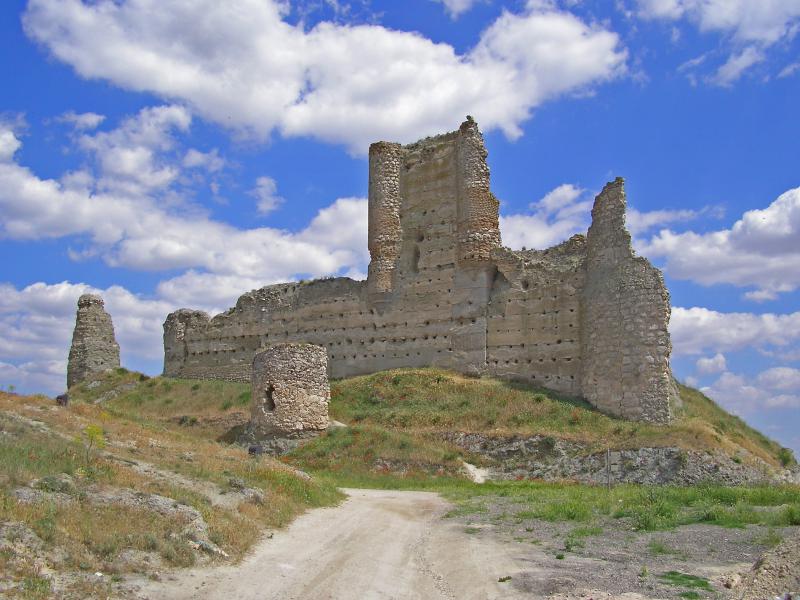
636,0,800,44
500,184,591,249
636,0,800,83
778,61,800,78
0,129,21,162
696,352,726,374
710,46,765,86
0,114,370,283
0,281,174,394
500,182,706,250
58,110,105,130
183,148,225,172
702,369,800,414
251,176,284,215
642,186,800,299
434,0,480,18
78,105,191,194
671,306,800,355
23,0,626,153
757,366,800,392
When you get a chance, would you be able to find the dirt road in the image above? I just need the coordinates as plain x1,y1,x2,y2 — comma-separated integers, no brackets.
135,488,528,600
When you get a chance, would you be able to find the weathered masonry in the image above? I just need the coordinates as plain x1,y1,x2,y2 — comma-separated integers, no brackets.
164,118,677,423
68,293,121,388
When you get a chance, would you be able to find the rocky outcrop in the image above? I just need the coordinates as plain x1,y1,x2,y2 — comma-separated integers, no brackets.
67,294,120,388
443,432,792,486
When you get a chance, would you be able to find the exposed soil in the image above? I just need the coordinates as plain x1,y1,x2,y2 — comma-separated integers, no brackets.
125,489,798,600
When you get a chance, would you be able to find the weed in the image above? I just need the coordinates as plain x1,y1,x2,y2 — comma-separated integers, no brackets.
753,529,782,548
658,571,712,591
498,576,512,582
464,526,480,534
555,553,565,560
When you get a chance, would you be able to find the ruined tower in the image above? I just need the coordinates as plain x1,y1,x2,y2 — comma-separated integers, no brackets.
249,343,330,435
163,118,676,423
67,294,120,388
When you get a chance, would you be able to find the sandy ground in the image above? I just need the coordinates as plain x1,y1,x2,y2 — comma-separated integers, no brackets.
131,488,530,600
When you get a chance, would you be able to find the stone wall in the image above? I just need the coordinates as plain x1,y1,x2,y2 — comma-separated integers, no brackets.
163,118,676,423
250,343,329,435
67,294,120,388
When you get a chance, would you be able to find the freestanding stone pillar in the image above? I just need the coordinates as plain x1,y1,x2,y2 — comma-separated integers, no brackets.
67,294,121,388
250,343,330,435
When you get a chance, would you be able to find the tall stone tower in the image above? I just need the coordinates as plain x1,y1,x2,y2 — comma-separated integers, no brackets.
67,294,121,388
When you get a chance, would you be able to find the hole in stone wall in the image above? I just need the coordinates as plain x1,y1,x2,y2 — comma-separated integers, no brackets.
411,245,421,273
521,280,529,290
263,385,276,412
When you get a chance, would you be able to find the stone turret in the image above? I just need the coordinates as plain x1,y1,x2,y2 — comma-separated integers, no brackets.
250,343,330,435
67,294,120,388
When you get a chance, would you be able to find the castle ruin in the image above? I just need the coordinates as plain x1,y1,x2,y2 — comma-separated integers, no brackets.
250,343,330,435
68,293,120,388
164,118,677,424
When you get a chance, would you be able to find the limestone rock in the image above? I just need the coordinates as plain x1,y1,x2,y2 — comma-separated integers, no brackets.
67,294,120,388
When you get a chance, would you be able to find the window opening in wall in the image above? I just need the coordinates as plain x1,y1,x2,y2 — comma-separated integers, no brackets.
411,245,420,273
263,385,275,411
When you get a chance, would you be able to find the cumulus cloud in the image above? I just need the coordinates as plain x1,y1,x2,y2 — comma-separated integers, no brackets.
696,352,726,374
500,182,707,250
23,0,626,153
701,368,800,415
0,281,174,394
251,176,284,215
0,129,21,162
57,110,105,130
77,105,191,195
500,184,591,249
671,306,800,356
0,113,369,283
642,186,800,300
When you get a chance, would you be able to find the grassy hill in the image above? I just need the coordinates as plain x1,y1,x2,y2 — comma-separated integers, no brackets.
65,367,795,482
0,379,341,597
1,366,797,596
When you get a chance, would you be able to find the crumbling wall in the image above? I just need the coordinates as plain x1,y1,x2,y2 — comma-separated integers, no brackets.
67,294,120,388
164,120,676,424
487,237,586,395
580,178,676,423
250,343,329,435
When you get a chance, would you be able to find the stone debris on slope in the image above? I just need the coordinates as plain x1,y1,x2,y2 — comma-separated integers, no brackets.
735,531,800,600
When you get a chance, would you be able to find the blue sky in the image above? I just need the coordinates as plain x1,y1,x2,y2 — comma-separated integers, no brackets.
1,0,799,455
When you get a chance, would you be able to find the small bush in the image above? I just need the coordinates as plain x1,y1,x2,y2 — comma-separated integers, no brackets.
778,447,796,467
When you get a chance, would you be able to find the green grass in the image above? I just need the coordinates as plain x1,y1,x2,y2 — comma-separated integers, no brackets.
71,367,796,473
323,369,793,468
289,425,468,481
648,539,686,557
438,480,800,532
658,571,713,591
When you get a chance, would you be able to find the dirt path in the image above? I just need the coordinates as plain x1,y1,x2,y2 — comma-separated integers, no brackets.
132,488,529,600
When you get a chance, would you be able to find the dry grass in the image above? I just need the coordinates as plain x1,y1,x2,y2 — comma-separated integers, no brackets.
0,387,342,596
325,369,793,468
